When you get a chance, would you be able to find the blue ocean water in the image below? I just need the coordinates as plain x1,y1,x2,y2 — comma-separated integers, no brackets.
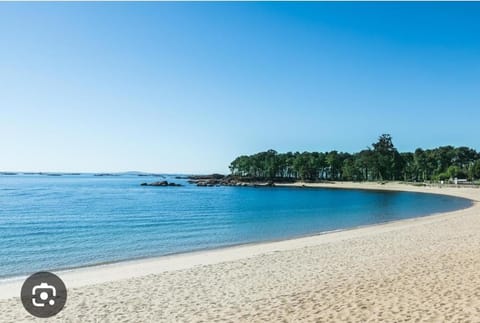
0,174,472,278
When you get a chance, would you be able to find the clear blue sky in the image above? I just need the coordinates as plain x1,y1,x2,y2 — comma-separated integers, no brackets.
1,2,479,173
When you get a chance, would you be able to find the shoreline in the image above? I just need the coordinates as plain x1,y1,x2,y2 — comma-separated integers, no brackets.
0,181,478,301
0,185,472,282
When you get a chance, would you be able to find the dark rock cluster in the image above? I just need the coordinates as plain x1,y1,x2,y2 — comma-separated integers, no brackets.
187,175,275,187
141,181,182,187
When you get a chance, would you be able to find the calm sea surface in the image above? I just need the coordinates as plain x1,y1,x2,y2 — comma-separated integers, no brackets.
0,174,472,278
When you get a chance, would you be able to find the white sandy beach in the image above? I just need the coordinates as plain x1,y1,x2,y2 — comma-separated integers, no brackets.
1,182,479,322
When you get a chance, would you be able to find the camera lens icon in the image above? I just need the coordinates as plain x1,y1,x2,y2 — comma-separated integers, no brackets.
21,272,67,318
32,282,57,307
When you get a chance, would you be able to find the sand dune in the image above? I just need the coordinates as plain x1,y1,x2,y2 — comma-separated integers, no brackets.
1,182,479,322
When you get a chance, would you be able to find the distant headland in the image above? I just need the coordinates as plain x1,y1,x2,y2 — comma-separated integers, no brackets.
192,134,480,187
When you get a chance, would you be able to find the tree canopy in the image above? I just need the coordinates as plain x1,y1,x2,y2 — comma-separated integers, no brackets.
229,134,480,182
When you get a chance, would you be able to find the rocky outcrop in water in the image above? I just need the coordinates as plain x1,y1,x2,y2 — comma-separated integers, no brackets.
187,175,278,187
141,181,182,187
187,174,225,187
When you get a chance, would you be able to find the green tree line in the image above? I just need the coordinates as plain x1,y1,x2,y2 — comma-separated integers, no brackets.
229,134,480,182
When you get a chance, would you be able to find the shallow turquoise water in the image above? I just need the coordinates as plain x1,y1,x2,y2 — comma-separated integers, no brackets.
0,174,472,278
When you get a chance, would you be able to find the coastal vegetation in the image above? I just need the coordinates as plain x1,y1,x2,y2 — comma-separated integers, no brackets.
229,134,480,182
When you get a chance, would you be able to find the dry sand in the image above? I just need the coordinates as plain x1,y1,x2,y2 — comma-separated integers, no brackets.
1,182,479,322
